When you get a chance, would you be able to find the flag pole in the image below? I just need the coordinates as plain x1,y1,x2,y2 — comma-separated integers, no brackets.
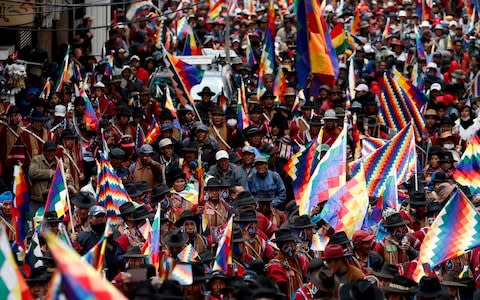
60,159,76,234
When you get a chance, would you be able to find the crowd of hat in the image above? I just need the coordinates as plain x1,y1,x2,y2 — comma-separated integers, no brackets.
3,0,480,299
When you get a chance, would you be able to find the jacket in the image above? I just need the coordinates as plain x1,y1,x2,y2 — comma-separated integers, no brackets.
28,155,57,202
208,163,247,187
247,170,287,208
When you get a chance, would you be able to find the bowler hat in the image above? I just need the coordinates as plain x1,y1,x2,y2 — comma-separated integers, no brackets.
151,184,170,200
290,215,315,230
123,246,146,258
328,231,350,245
234,191,257,208
405,192,428,206
321,244,351,260
26,266,52,283
383,212,409,228
164,227,188,248
119,202,136,216
373,263,399,280
71,191,96,209
132,205,152,221
234,209,258,223
440,271,468,288
272,228,296,243
44,211,63,224
383,275,418,294
340,280,384,300
255,191,274,203
197,87,216,97
175,210,200,229
416,276,447,298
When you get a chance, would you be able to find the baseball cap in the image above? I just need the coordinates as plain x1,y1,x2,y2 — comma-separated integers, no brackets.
88,205,107,217
430,83,442,91
254,156,268,164
139,144,154,154
355,84,369,92
242,146,255,154
215,150,229,161
352,230,374,244
54,105,66,117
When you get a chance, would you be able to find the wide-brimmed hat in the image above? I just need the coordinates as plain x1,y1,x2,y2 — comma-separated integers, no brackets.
309,116,323,126
135,181,152,193
439,151,455,163
205,178,228,189
126,184,143,198
405,191,428,206
119,202,136,216
26,266,52,283
383,212,409,228
123,246,146,258
340,280,384,300
234,209,257,223
175,210,200,229
197,87,216,97
164,227,189,248
290,215,315,230
383,275,418,294
373,263,400,280
132,205,152,221
440,271,468,288
272,228,296,243
323,109,338,120
44,211,63,224
416,276,447,298
328,231,350,245
234,191,257,208
71,191,96,209
321,244,351,260
60,128,76,139
151,184,171,201
255,191,274,203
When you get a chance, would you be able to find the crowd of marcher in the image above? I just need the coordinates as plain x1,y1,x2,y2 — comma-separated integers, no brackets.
2,0,480,299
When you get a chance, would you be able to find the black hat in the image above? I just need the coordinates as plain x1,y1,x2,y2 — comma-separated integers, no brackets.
405,191,428,206
198,249,215,263
205,178,226,189
383,212,409,228
232,227,247,243
26,266,52,283
191,262,210,282
164,227,188,248
432,171,447,183
290,215,315,230
71,191,96,209
272,228,296,243
309,116,323,126
44,211,63,224
340,280,384,300
110,147,125,158
167,168,185,186
260,90,276,100
160,109,175,120
416,276,447,298
440,271,468,288
132,205,152,221
151,184,170,201
328,231,350,245
439,151,455,163
244,126,262,137
60,128,76,139
116,106,132,117
248,105,264,114
135,181,152,193
43,141,57,152
373,263,400,280
175,210,200,229
301,101,315,110
255,191,274,203
6,105,20,115
126,184,142,198
197,87,216,97
383,275,418,294
123,246,146,258
234,209,258,223
119,202,136,216
234,191,257,208
426,201,443,215
307,258,326,273
31,110,48,121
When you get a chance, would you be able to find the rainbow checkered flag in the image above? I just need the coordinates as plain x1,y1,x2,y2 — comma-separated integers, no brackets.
453,134,480,195
319,163,369,238
45,232,127,299
413,190,480,281
177,244,199,263
0,225,33,300
213,216,233,273
298,124,347,215
44,159,68,219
